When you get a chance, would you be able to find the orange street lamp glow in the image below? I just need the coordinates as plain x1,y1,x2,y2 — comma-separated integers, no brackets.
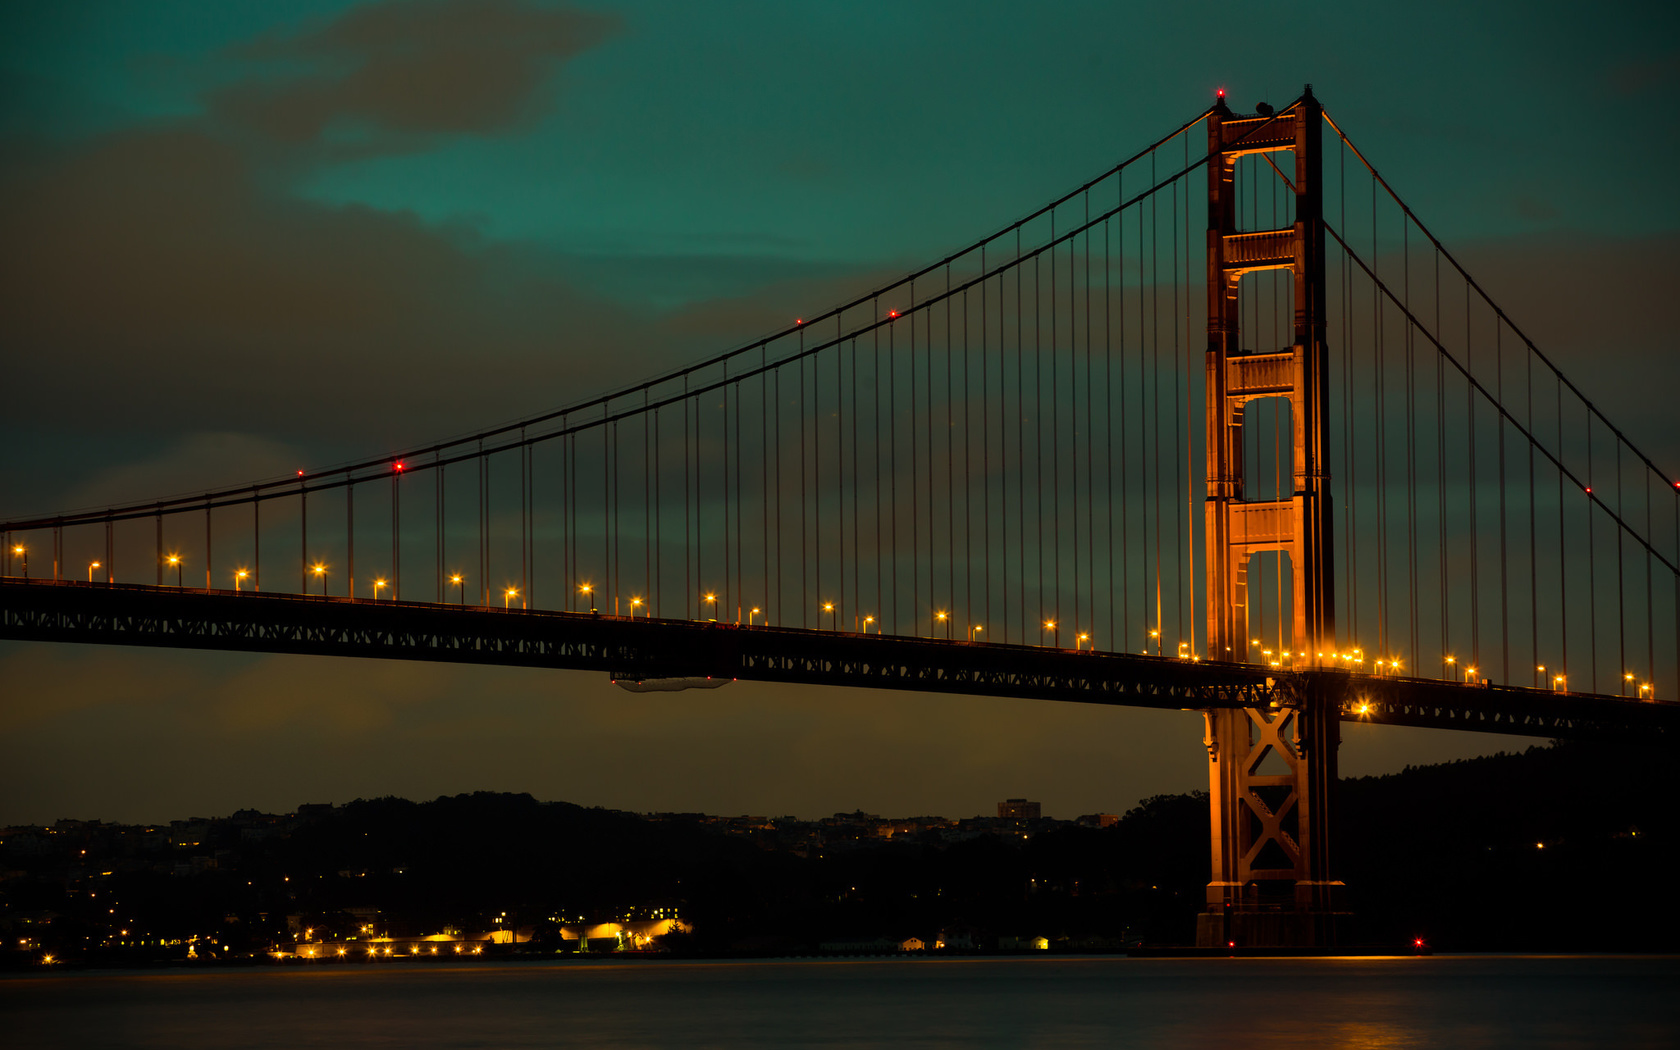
632,597,645,617
969,625,984,641
504,587,520,609
235,568,249,591
748,605,760,625
166,553,182,587
88,560,101,583
863,615,875,633
372,577,386,600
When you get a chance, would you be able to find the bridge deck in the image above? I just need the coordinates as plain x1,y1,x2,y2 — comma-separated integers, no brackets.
3,579,1675,740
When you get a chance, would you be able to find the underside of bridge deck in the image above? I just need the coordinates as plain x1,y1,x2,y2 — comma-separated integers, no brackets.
4,579,1674,741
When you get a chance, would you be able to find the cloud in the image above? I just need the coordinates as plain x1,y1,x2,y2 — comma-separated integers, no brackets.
211,0,619,149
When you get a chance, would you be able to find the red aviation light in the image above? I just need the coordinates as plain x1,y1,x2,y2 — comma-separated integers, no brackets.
1217,88,1225,99
394,462,405,472
888,309,899,318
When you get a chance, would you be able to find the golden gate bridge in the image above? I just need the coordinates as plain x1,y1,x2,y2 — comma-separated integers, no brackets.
4,87,1677,946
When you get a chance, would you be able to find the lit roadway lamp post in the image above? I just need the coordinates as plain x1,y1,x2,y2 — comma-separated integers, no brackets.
235,569,249,592
632,597,645,618
1445,656,1457,681
748,606,760,625
1044,620,1058,648
167,554,182,587
1536,664,1545,690
1554,673,1566,693
13,544,27,579
1149,629,1161,656
1639,682,1653,699
1076,632,1090,652
967,624,983,642
935,610,949,639
371,577,386,601
580,583,596,614
822,602,836,630
505,587,520,610
451,574,464,605
863,615,875,633
88,560,101,583
311,563,326,596
1624,672,1636,696
702,592,717,619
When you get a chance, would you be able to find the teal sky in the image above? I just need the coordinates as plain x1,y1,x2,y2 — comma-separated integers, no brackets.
2,1,1676,824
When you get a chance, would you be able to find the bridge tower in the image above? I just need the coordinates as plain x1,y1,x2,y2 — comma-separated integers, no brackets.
1198,87,1346,946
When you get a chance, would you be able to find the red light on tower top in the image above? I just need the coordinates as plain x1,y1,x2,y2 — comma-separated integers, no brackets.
394,462,405,472
888,309,899,318
1217,88,1225,99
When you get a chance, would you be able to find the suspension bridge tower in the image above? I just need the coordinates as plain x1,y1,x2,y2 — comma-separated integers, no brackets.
1198,86,1347,946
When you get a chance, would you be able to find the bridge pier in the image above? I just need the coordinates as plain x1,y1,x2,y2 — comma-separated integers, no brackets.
1196,677,1349,947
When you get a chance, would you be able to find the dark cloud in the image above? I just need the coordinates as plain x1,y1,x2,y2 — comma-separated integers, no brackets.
211,0,618,147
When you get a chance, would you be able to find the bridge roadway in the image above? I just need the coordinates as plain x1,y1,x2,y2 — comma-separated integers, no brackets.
3,578,1675,740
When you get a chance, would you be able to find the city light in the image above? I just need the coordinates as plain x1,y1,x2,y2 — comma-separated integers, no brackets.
88,560,101,582
969,625,984,641
372,577,386,600
505,587,519,609
235,569,249,591
451,574,464,605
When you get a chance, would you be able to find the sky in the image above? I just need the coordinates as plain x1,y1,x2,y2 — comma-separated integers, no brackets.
2,0,1677,825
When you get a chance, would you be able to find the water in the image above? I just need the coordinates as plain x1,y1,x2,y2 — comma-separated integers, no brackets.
3,956,1676,1049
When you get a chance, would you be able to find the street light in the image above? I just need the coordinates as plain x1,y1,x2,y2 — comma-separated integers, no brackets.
372,577,386,600
632,597,645,618
311,563,326,595
822,602,836,630
1535,664,1545,689
235,569,249,592
1554,673,1566,692
968,624,983,642
580,583,594,613
1077,632,1090,651
451,574,464,605
166,553,182,587
504,587,519,609
748,606,760,625
702,592,717,619
1624,672,1635,696
1149,628,1160,656
863,615,875,633
1445,656,1456,681
11,545,26,579
88,560,101,583
935,610,949,639
1044,619,1058,647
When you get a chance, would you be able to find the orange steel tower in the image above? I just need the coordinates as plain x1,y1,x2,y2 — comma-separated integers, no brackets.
1197,86,1346,947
